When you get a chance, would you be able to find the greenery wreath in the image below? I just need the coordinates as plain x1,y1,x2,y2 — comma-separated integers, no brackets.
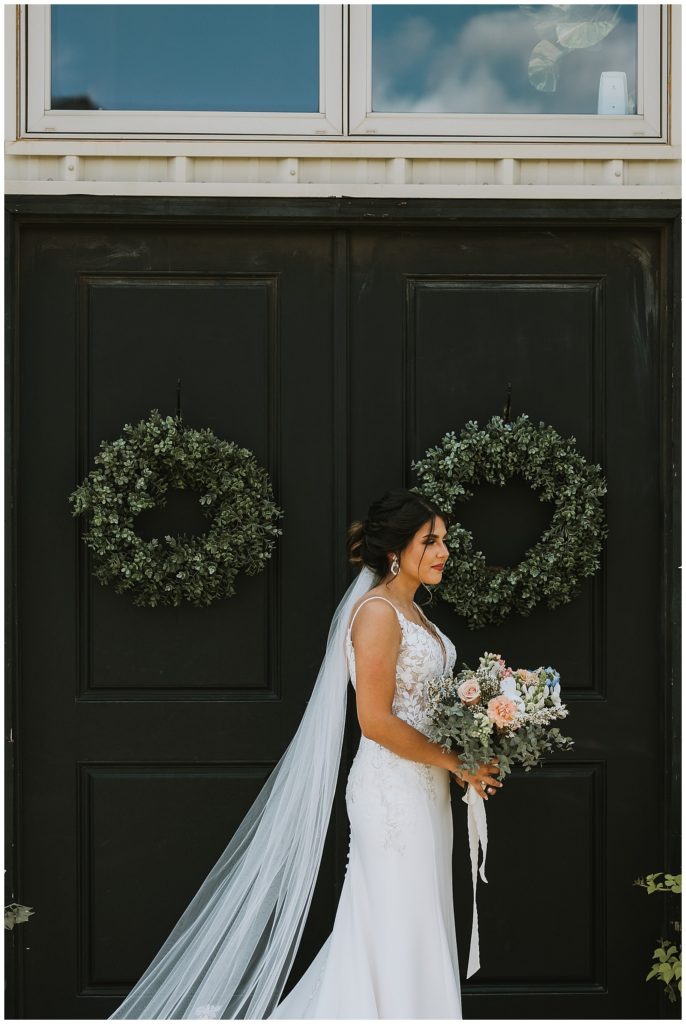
68,408,284,608
410,413,608,629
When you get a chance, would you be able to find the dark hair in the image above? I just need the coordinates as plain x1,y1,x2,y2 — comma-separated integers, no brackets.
346,488,452,584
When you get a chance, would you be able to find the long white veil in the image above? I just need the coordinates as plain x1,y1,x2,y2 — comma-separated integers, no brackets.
108,564,379,1020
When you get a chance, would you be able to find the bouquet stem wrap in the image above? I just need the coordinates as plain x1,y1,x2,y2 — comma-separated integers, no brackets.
462,784,488,978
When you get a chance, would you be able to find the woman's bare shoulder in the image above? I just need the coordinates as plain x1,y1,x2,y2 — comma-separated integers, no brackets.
349,589,400,628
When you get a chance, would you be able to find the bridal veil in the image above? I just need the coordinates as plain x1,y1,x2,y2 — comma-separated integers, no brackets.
108,564,378,1020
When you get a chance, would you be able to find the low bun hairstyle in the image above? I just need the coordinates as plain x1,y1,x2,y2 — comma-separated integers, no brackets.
346,488,452,582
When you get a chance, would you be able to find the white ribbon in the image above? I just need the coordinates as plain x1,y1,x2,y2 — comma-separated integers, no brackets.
461,784,488,978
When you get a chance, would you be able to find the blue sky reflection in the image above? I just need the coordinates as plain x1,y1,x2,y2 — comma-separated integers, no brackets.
51,5,320,112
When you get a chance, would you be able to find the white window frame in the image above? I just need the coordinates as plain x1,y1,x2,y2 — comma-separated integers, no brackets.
25,3,344,136
21,3,665,142
349,4,664,141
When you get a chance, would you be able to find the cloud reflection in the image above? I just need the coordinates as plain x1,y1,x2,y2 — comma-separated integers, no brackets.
372,5,637,115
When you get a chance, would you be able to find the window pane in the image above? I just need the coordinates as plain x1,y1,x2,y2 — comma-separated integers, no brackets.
371,4,638,115
51,4,320,112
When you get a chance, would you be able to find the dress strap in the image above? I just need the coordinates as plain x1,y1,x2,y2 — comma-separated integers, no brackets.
413,600,430,626
348,595,403,633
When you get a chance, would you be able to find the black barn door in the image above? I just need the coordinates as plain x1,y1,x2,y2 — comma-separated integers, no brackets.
347,221,679,1019
6,198,679,1021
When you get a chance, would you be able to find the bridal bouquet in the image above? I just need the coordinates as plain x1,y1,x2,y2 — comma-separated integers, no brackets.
424,651,574,781
427,652,574,981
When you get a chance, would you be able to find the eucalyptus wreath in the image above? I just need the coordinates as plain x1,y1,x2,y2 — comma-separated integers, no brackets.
410,414,608,629
68,408,284,608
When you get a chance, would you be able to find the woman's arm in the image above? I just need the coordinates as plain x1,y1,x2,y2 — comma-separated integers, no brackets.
350,600,464,776
366,710,464,774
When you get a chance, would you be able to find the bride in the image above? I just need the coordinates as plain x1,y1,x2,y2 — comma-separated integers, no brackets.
108,489,502,1020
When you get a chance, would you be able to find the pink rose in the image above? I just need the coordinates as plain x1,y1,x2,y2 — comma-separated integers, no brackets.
486,695,518,728
457,678,481,706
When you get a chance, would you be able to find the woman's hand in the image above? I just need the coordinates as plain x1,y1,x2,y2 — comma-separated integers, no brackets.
449,755,503,800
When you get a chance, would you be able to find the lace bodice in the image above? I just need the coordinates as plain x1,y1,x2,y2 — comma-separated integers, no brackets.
345,596,456,738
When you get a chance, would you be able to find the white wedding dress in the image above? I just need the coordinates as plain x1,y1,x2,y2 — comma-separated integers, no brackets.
269,595,462,1020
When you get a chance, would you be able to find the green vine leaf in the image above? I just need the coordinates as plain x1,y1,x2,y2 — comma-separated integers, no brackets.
520,4,621,93
5,903,35,929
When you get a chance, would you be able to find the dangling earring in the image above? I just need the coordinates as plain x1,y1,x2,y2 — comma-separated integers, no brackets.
390,554,400,577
